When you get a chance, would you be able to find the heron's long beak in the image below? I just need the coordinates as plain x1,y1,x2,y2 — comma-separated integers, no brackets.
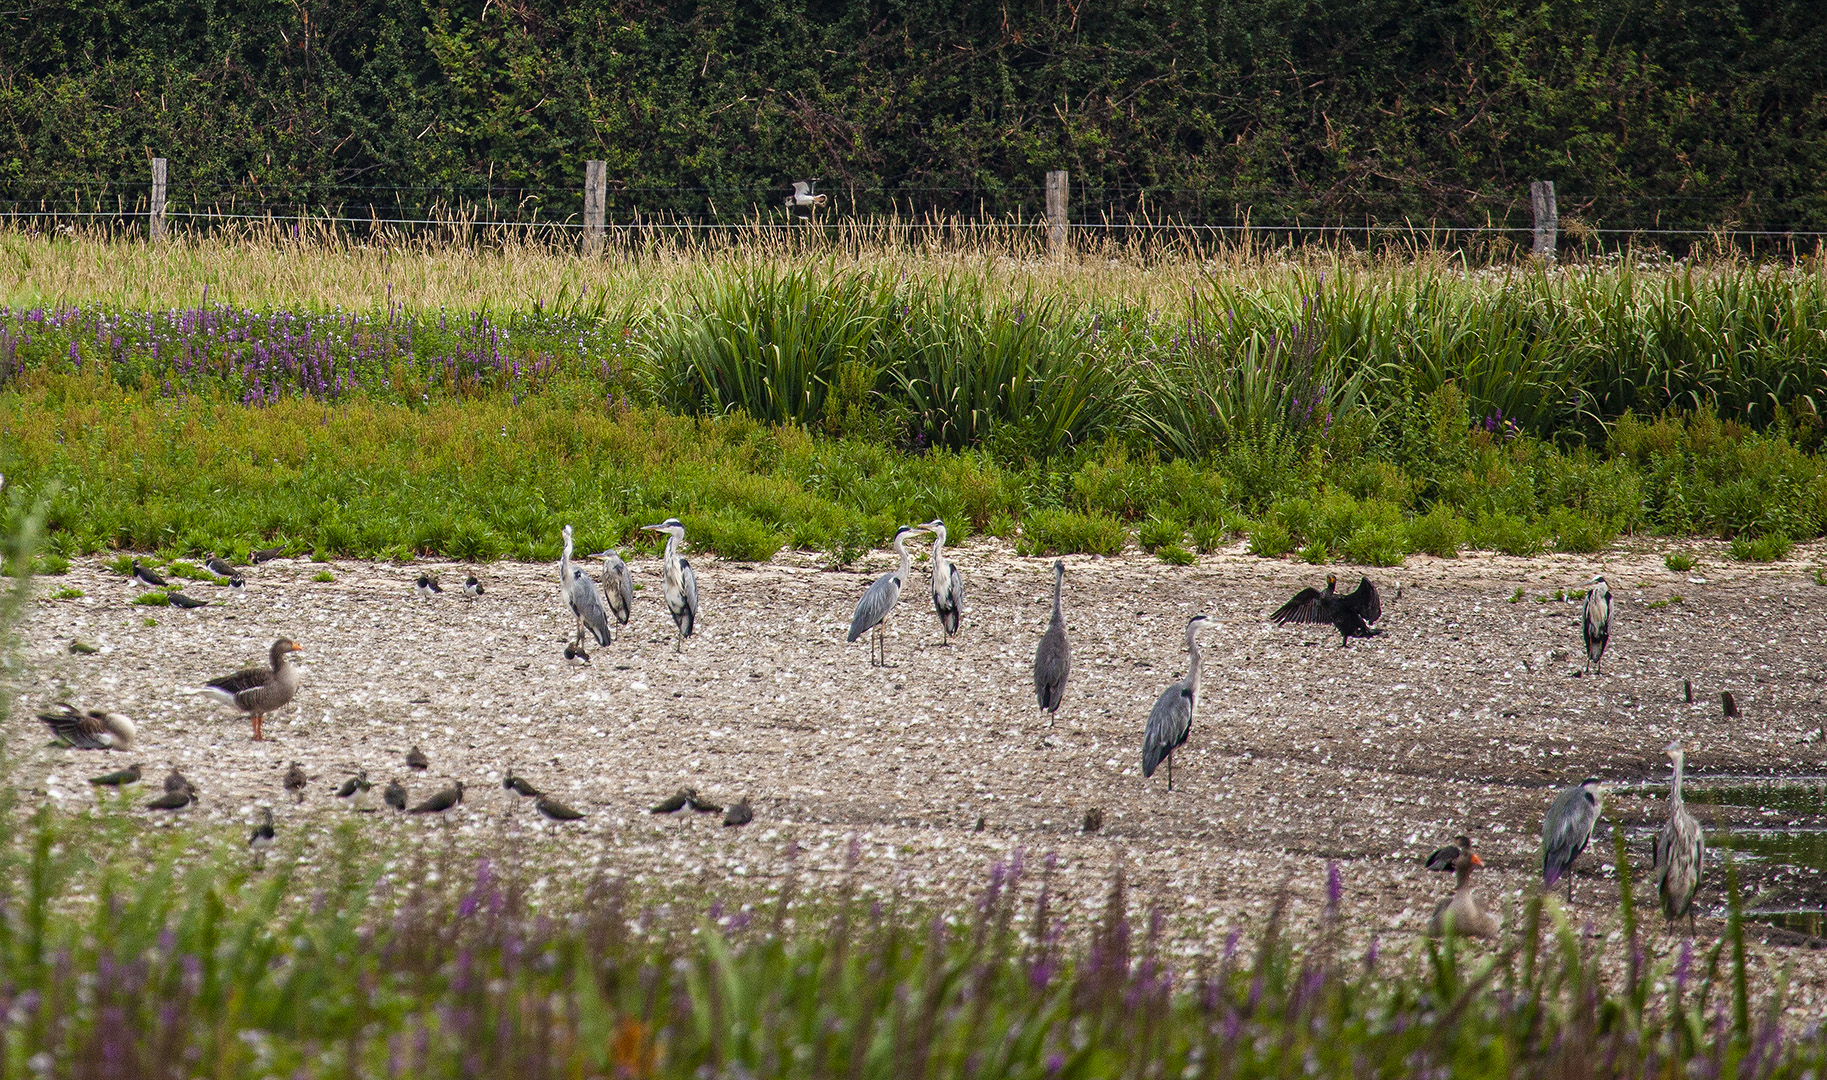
1469,853,1484,868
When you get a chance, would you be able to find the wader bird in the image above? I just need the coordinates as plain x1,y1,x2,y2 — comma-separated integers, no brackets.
848,525,925,666
920,519,964,645
202,638,303,741
1270,574,1382,645
1652,740,1705,929
1034,560,1071,713
1142,615,1212,791
1425,836,1499,938
560,525,613,647
643,519,699,652
1582,576,1611,675
1542,778,1605,902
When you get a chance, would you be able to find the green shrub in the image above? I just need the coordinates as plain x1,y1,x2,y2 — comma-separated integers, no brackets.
1018,510,1125,556
1343,525,1407,567
1299,540,1330,564
1249,518,1295,557
1406,504,1464,558
1664,551,1695,572
35,553,70,575
1135,515,1184,553
1549,509,1618,554
104,554,135,577
1730,532,1792,562
1156,543,1196,566
49,586,82,600
1190,516,1244,553
312,570,336,582
132,591,169,606
693,513,786,563
1471,513,1547,556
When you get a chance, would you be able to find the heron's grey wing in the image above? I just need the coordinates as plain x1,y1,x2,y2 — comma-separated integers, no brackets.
1541,786,1598,885
604,559,633,624
1269,588,1326,625
1034,622,1070,710
1583,590,1610,651
1346,577,1381,624
848,572,900,642
1141,680,1192,778
679,560,698,637
1424,844,1462,872
572,570,613,645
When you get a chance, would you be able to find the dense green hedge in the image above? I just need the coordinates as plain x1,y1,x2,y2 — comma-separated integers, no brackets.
2,0,1824,234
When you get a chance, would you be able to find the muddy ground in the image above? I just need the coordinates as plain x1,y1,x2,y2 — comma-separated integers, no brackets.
12,538,1827,1016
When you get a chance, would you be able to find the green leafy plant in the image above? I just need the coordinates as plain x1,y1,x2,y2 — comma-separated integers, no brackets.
131,591,169,606
313,570,336,582
1016,510,1125,556
1730,532,1793,562
1664,552,1695,572
1156,543,1196,566
48,586,82,600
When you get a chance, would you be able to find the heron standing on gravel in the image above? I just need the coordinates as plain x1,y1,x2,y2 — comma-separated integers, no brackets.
1142,615,1212,791
1542,777,1605,902
598,550,635,630
1653,740,1705,929
560,525,613,647
643,519,698,651
920,519,964,645
1034,560,1070,714
1582,576,1611,675
848,525,925,667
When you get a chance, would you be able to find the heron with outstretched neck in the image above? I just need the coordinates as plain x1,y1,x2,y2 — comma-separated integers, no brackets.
1143,615,1212,792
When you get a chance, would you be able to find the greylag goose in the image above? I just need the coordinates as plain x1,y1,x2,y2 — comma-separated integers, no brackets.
1034,560,1070,713
336,771,375,811
1270,574,1382,645
167,592,208,609
283,761,307,802
560,525,613,647
383,779,407,810
722,798,753,827
1142,615,1212,791
464,576,483,597
597,551,634,628
249,807,276,851
205,555,236,578
39,703,137,750
406,746,429,771
1542,777,1605,902
1426,836,1500,938
1581,576,1610,675
90,763,142,787
919,520,964,645
650,788,696,813
416,575,442,599
131,560,168,587
643,519,698,651
847,525,925,666
1653,740,1706,929
534,794,585,821
409,781,463,814
202,638,303,741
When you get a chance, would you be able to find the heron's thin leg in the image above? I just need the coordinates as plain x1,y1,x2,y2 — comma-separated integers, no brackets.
1566,876,1574,904
1167,751,1173,792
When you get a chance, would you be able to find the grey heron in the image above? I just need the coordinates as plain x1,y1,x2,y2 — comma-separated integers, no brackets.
38,703,137,750
1034,559,1070,713
1581,576,1610,675
1652,740,1705,929
919,519,964,644
202,638,303,741
1425,835,1499,938
560,525,614,647
596,550,634,629
643,519,699,652
847,525,925,666
1270,574,1382,645
1142,614,1212,791
1541,777,1605,902
409,781,464,814
786,179,828,208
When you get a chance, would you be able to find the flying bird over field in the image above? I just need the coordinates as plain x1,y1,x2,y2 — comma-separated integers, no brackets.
1653,740,1705,929
1270,574,1382,645
919,520,964,645
89,763,142,787
1426,835,1498,938
409,781,464,814
1142,615,1212,792
1034,560,1071,714
39,703,137,750
597,551,634,628
848,525,925,667
131,561,168,587
201,638,303,741
1542,778,1605,902
1581,576,1611,675
560,525,613,647
643,519,699,652
786,179,827,208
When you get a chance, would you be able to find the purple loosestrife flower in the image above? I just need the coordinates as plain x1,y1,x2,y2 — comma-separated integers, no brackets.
1326,862,1343,913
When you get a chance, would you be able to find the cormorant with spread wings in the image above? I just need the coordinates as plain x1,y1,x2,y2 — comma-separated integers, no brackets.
1269,574,1382,645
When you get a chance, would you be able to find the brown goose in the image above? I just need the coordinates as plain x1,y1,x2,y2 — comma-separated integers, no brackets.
39,703,137,750
202,639,303,741
1426,835,1500,939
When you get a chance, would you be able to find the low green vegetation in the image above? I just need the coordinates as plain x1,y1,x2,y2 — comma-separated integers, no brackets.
1666,552,1697,572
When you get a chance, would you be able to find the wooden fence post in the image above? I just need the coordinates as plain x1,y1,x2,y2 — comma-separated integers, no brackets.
1045,169,1068,260
582,160,606,257
1530,180,1557,260
149,157,167,242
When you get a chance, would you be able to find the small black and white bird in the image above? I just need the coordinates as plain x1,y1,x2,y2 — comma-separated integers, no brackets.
409,781,464,814
463,576,483,597
650,788,696,814
251,545,286,563
564,642,590,666
722,799,752,827
249,808,276,851
228,576,246,595
283,761,307,803
416,575,443,599
503,771,541,798
383,779,407,811
89,763,142,787
406,746,430,771
145,784,193,811
785,179,828,209
131,560,168,587
335,771,375,811
687,791,724,814
534,794,585,822
205,554,237,578
1270,574,1382,645
167,592,208,609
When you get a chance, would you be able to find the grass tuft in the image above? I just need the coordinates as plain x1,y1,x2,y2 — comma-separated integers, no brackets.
1730,532,1793,562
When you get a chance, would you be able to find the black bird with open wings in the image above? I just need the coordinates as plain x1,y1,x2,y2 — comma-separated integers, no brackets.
1269,574,1383,645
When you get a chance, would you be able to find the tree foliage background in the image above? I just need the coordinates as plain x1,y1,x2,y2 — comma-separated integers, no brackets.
1,0,1823,229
